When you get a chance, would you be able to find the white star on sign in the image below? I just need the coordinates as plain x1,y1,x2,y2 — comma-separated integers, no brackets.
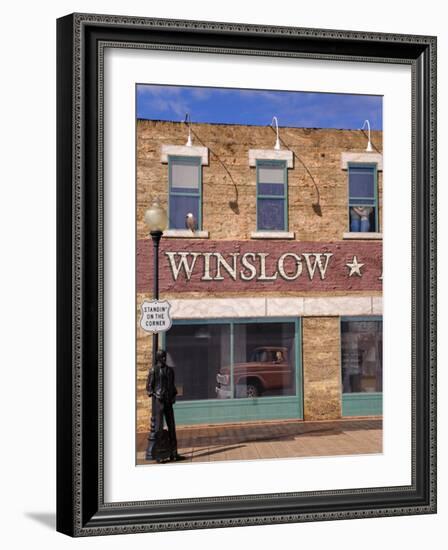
346,256,364,277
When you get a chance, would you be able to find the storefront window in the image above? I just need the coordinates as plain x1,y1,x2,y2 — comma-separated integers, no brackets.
341,319,382,393
233,322,296,398
165,323,230,401
165,320,297,402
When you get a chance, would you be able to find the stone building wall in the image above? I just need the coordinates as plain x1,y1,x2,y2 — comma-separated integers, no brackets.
137,120,383,241
135,120,383,433
302,317,342,420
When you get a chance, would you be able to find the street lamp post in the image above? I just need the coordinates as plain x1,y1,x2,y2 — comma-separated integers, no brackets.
144,199,168,461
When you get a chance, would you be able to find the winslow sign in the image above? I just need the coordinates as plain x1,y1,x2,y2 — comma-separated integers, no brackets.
165,251,333,282
136,239,382,293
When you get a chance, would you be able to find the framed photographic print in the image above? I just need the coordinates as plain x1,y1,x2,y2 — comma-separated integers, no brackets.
56,13,437,536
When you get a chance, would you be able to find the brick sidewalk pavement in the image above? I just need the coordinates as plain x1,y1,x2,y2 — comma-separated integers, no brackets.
136,417,382,465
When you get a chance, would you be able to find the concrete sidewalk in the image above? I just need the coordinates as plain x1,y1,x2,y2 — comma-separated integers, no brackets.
137,417,382,465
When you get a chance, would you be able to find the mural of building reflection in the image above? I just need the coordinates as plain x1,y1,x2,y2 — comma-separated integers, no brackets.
135,85,383,463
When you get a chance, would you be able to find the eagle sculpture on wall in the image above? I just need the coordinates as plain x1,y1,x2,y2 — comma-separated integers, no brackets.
185,212,196,232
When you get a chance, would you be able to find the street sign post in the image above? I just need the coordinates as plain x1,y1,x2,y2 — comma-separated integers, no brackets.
140,299,172,333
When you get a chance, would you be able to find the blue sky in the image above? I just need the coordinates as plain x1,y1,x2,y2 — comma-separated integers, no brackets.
136,84,382,130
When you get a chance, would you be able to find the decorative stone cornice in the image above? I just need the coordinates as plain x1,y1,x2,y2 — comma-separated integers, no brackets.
164,296,383,319
161,144,209,164
249,149,294,167
341,152,383,170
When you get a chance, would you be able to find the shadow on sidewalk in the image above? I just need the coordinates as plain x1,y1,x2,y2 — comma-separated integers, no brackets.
137,418,382,453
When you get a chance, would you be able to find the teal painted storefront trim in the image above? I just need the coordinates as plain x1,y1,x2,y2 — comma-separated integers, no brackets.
174,396,300,425
342,393,383,416
167,316,303,425
230,321,235,399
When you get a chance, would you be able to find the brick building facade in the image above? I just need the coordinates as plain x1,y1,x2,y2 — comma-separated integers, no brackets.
136,120,383,433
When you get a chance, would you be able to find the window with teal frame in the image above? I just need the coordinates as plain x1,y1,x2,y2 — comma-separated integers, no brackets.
340,316,383,417
161,317,303,425
168,155,202,230
348,163,378,233
256,159,287,231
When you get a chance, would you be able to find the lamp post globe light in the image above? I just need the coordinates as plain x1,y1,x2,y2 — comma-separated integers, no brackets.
144,198,168,304
144,199,168,461
144,198,168,233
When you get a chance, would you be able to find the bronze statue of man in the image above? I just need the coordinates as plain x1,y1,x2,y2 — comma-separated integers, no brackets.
146,349,182,462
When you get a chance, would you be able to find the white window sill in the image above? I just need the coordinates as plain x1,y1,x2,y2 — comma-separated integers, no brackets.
250,231,295,240
163,229,209,239
343,232,383,240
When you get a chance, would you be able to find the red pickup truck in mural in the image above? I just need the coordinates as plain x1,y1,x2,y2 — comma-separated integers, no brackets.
215,346,293,398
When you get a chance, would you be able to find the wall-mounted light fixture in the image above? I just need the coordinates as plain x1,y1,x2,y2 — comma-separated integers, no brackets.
360,119,373,152
271,116,281,150
184,113,193,147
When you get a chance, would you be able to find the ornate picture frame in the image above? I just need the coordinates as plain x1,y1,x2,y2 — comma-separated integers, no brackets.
56,13,437,536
